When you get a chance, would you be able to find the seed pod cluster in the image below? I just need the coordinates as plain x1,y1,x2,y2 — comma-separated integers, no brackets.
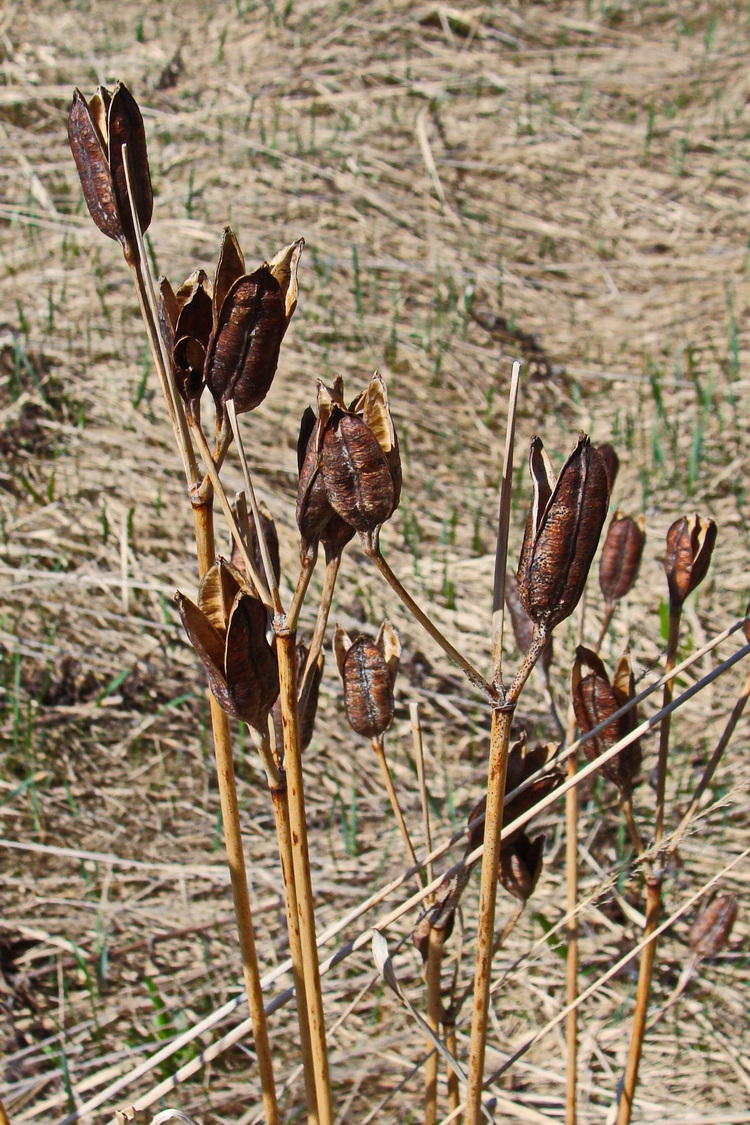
664,514,717,608
176,558,278,728
68,84,153,265
688,894,737,959
517,435,609,633
159,228,303,419
297,374,401,557
572,646,641,795
335,620,400,739
599,513,646,606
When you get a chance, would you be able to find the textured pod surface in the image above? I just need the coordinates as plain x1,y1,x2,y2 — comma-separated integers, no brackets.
296,410,336,548
572,646,641,792
342,637,394,737
518,436,609,630
224,592,279,727
68,89,121,243
664,514,717,606
689,894,737,958
320,412,395,534
205,267,286,414
599,514,646,603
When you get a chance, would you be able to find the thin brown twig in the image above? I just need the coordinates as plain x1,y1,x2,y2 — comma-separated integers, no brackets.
490,358,521,686
372,734,419,870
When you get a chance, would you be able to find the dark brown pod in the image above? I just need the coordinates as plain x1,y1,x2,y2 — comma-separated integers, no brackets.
517,436,610,632
597,443,620,492
411,875,460,962
499,833,545,901
106,82,153,257
689,894,737,958
213,226,246,330
599,513,646,604
572,646,640,793
340,636,395,738
467,738,561,854
68,88,122,244
320,412,395,535
505,570,553,674
664,514,717,607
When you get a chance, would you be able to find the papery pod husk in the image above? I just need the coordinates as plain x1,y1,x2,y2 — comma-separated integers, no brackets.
505,570,553,674
411,875,457,963
597,442,620,493
518,436,609,631
572,646,641,793
205,266,287,416
267,239,304,321
320,410,395,535
175,591,234,714
342,636,394,738
467,739,560,853
296,409,337,551
213,226,246,329
376,619,401,687
688,894,737,958
273,643,322,754
175,275,213,349
664,514,717,607
354,372,403,513
158,276,179,355
197,557,244,632
599,513,646,604
231,501,281,588
224,592,279,727
517,438,555,605
173,336,206,402
499,833,545,901
68,88,122,244
106,83,153,255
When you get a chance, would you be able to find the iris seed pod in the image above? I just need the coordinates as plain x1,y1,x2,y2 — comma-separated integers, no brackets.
68,84,153,265
505,570,553,673
517,435,609,632
688,894,737,958
176,558,278,728
599,513,646,605
335,624,399,739
296,404,355,561
205,238,304,418
664,514,717,608
467,737,561,854
597,442,620,492
572,646,641,794
499,833,545,901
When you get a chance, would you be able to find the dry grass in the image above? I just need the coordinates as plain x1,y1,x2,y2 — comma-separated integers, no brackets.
1,1,749,1122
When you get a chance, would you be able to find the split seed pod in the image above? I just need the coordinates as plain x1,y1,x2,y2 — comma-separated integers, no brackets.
517,435,609,632
296,404,355,562
159,269,214,405
688,894,737,958
572,646,640,794
335,621,400,739
599,513,646,606
68,84,153,265
664,514,717,608
499,833,545,902
467,737,562,856
176,558,278,728
505,570,553,674
597,442,620,493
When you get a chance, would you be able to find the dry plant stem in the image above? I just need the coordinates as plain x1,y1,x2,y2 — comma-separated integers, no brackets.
366,544,494,700
288,549,318,634
411,702,434,887
270,784,318,1125
620,791,646,860
655,601,682,845
372,735,419,870
490,358,521,683
463,703,513,1125
298,551,341,707
669,662,750,856
615,878,661,1125
595,602,615,655
275,628,334,1125
425,927,446,1125
444,1027,460,1114
564,749,578,1125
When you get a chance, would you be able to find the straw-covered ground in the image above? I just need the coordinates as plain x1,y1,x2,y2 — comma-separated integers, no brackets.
1,1,749,1122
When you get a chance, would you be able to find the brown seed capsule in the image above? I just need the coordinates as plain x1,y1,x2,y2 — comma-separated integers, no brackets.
411,874,460,962
517,435,610,632
205,239,303,418
335,625,398,739
499,833,545,901
688,894,737,958
505,570,553,674
296,405,355,561
599,513,646,605
664,514,717,607
597,443,620,492
572,646,640,794
467,737,561,854
68,83,153,265
176,558,278,728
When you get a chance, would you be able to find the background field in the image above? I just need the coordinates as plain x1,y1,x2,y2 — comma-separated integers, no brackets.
1,2,749,1123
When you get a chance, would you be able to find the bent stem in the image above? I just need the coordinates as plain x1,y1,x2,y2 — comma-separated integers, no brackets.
372,735,419,872
365,544,494,700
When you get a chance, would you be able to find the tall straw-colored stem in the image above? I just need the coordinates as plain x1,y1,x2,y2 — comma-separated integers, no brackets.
564,749,578,1125
424,927,445,1125
463,704,513,1125
616,878,661,1125
276,629,334,1125
372,735,419,870
655,601,682,844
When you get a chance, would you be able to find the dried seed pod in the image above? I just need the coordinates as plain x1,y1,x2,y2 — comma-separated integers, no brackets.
517,435,610,632
599,513,646,605
337,630,396,738
467,738,561,854
68,83,153,265
205,238,303,418
689,894,737,958
664,514,717,607
231,500,281,588
296,405,355,561
499,833,545,901
597,442,620,492
505,570,553,674
572,646,641,794
176,558,278,727
411,875,459,962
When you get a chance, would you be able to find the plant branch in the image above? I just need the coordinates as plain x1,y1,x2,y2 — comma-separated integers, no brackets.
490,358,521,687
372,735,419,871
655,600,682,846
